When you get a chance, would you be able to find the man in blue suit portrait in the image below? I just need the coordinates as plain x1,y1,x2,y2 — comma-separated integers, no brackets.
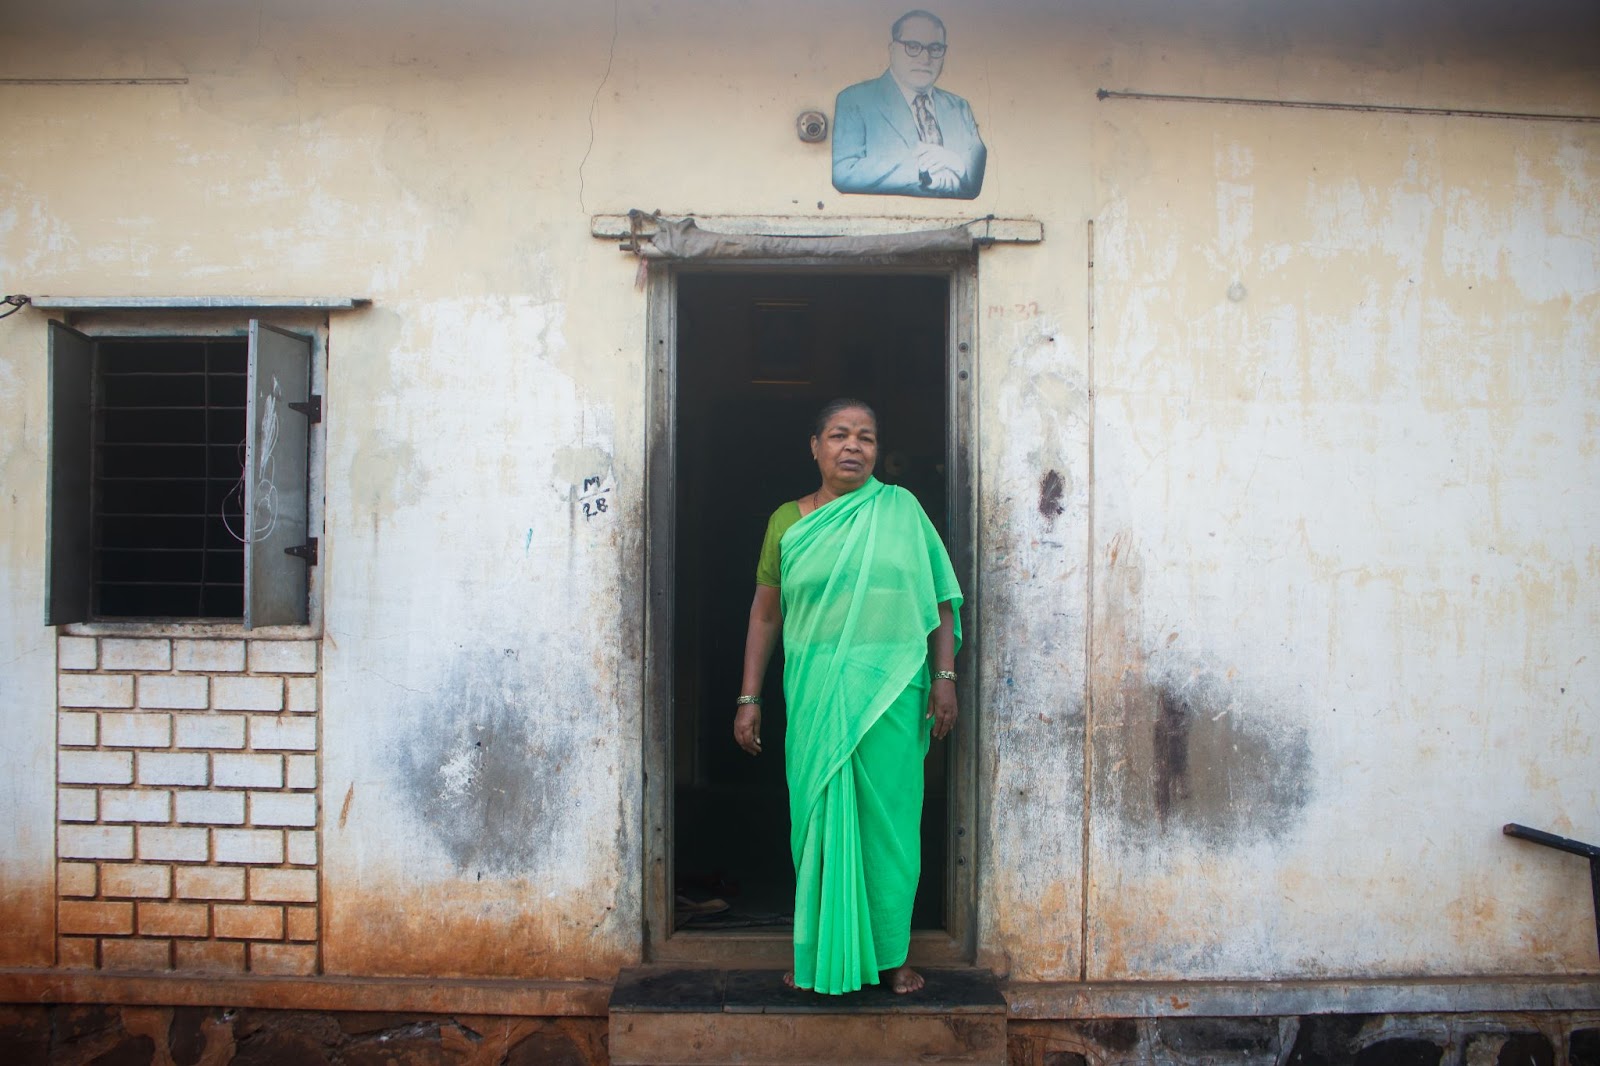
832,9,986,199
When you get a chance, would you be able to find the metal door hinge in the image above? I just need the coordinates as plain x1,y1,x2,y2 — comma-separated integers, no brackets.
285,538,318,565
289,395,322,423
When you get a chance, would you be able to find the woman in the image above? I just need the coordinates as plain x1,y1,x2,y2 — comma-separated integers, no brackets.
733,398,962,995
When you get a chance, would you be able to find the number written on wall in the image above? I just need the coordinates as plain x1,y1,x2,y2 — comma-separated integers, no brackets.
580,475,612,520
987,302,1040,319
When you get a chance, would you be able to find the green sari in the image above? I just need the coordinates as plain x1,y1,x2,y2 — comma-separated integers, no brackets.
778,477,962,994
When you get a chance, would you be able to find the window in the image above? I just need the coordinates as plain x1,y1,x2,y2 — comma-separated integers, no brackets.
48,320,318,627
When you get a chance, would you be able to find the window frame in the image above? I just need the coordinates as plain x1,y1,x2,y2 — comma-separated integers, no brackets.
46,308,328,636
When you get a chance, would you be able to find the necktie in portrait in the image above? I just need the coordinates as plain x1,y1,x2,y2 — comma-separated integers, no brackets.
914,93,943,145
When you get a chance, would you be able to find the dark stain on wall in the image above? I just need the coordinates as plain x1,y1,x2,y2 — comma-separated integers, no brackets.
1141,679,1312,843
396,653,575,877
1094,535,1314,847
1094,658,1315,847
1152,691,1191,822
1147,683,1312,840
1038,470,1066,522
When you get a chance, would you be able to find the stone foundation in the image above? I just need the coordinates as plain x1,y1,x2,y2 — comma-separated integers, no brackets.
1006,1014,1600,1066
0,1004,607,1066
2,1004,1597,1065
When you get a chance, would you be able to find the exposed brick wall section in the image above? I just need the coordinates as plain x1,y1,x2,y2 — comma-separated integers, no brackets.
56,635,320,975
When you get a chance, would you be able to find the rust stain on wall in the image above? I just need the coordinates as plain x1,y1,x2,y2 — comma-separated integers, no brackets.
0,877,55,967
326,884,624,980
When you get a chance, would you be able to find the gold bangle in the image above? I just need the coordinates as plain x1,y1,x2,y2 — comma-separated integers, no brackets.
932,670,957,682
735,695,762,706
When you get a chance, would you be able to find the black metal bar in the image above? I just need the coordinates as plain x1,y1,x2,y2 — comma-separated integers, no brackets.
1503,823,1600,961
1503,823,1600,859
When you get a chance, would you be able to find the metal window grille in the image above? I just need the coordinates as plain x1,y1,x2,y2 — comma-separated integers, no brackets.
93,338,248,618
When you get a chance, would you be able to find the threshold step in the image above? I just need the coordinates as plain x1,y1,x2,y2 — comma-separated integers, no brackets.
608,967,1007,1066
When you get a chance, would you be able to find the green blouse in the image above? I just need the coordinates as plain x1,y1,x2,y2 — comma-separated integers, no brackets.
755,500,803,587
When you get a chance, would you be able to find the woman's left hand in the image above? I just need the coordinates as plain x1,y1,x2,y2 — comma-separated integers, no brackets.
927,679,958,740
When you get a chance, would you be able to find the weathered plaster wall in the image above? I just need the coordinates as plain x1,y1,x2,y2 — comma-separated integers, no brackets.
0,312,58,967
1,0,1596,992
1087,103,1600,979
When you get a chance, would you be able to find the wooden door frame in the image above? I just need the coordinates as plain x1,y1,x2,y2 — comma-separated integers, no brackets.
641,256,980,966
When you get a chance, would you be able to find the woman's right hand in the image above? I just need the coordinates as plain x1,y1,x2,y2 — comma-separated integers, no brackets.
733,704,763,756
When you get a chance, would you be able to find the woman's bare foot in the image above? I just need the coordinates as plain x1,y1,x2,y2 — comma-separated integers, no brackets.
782,970,798,990
883,964,924,994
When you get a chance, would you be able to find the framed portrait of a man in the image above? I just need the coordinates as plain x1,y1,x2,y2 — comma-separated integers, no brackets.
832,9,987,200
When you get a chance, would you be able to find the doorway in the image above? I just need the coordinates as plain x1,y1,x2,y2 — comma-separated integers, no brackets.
644,264,976,964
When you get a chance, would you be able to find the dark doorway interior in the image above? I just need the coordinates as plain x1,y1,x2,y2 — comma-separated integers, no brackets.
672,271,951,935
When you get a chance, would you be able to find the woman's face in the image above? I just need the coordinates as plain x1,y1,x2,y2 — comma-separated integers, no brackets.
811,407,879,492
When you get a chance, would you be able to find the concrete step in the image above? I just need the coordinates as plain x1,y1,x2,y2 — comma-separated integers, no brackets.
608,967,1008,1066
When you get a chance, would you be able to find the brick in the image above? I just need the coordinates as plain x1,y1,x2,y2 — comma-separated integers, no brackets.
249,942,316,976
214,829,283,865
100,638,172,671
174,713,246,749
175,866,245,901
59,825,134,861
58,636,98,670
250,868,318,904
174,639,245,673
59,862,98,898
100,712,172,748
58,936,97,968
248,641,318,674
59,673,134,708
285,755,317,790
284,906,318,942
137,827,209,863
213,753,282,789
285,677,318,712
100,789,172,823
101,937,172,971
212,676,283,711
59,900,133,935
214,903,283,940
59,750,133,787
286,831,317,867
250,793,316,827
176,790,245,825
58,711,98,746
58,788,98,822
137,752,209,786
101,864,172,899
249,715,316,751
138,901,210,937
139,675,208,710
175,939,245,973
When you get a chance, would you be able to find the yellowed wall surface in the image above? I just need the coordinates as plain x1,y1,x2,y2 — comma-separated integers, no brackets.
0,0,1595,986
